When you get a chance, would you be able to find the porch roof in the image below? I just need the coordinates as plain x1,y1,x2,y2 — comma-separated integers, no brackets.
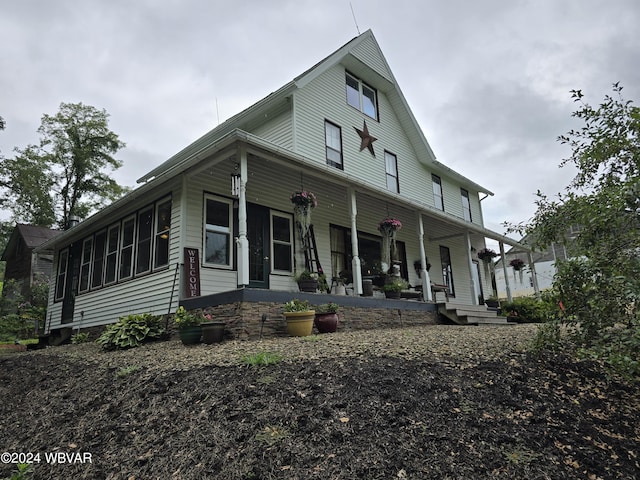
36,128,527,253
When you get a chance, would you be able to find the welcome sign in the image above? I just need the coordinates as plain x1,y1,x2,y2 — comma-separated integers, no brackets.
184,247,201,298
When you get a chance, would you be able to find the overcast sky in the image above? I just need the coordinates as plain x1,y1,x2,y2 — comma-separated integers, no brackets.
2,0,639,248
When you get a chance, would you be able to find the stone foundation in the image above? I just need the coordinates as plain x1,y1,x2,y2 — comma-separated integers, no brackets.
201,301,438,340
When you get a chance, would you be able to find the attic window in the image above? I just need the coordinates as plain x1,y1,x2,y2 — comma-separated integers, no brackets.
345,72,378,120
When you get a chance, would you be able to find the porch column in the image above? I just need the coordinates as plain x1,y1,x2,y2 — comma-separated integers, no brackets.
465,231,479,305
499,241,512,302
416,212,432,301
348,187,362,295
528,251,541,299
236,147,249,287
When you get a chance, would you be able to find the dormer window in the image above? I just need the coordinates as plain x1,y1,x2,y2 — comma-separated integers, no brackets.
345,72,378,120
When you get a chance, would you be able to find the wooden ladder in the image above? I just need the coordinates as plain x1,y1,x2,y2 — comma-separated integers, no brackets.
302,224,324,275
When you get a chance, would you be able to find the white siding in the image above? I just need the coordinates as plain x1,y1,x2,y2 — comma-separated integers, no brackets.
251,109,293,150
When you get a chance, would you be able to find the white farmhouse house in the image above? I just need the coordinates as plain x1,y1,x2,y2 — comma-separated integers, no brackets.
38,30,525,339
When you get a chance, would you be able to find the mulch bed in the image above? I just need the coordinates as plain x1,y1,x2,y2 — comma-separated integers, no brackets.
0,324,638,479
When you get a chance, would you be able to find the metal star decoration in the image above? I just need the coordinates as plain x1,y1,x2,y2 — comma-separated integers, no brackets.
354,120,377,156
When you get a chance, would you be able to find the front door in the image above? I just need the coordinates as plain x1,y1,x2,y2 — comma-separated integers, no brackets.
61,242,81,324
247,204,270,288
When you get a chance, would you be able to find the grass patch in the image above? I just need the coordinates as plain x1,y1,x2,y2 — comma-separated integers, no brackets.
240,351,283,366
116,365,141,378
302,334,323,342
254,425,289,445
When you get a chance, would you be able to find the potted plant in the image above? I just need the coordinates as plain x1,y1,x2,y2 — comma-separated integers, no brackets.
201,311,226,344
509,258,526,271
485,296,500,308
296,270,319,292
381,278,409,299
314,302,339,333
477,248,498,263
174,306,202,345
283,299,315,336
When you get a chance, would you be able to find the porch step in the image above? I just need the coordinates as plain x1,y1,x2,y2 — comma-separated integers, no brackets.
437,303,513,326
48,328,73,346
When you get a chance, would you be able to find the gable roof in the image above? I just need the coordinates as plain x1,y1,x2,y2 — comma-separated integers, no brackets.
1,224,61,260
137,30,492,196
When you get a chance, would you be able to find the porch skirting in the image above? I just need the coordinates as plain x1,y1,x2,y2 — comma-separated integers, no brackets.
180,289,438,340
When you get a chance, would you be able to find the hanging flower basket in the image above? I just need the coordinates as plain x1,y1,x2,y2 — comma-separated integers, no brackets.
378,218,402,270
477,248,498,263
290,191,317,208
509,258,526,271
291,191,317,242
378,218,402,233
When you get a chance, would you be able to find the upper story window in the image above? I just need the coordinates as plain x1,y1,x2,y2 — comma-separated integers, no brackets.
385,151,399,193
461,188,472,222
345,72,378,120
325,120,343,169
432,175,444,211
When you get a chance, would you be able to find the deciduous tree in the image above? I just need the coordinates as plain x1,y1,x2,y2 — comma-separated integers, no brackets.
0,102,127,229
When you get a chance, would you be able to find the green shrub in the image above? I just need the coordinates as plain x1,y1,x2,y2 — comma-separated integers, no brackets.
96,313,165,350
530,320,562,353
71,332,90,344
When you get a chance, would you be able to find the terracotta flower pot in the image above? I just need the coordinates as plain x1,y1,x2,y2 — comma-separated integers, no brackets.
314,313,339,333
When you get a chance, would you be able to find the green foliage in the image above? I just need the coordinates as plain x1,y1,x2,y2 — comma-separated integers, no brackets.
577,322,640,379
315,302,339,314
3,463,33,480
381,278,409,292
0,279,45,341
240,351,283,366
0,102,129,228
500,295,557,323
174,306,201,329
116,365,141,378
530,320,562,354
96,313,165,350
505,84,640,375
254,425,290,445
71,332,90,344
283,299,311,312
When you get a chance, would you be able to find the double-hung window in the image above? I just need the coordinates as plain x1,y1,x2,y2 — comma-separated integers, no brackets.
135,206,154,275
461,188,472,222
119,216,136,280
104,224,120,285
345,72,378,120
432,175,444,211
91,230,107,288
79,238,93,293
271,213,293,273
55,249,69,301
154,199,171,269
205,196,232,267
385,151,399,193
325,120,343,169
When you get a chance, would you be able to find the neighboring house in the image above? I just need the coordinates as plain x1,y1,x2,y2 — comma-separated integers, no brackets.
494,226,581,298
1,224,61,300
37,30,524,336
